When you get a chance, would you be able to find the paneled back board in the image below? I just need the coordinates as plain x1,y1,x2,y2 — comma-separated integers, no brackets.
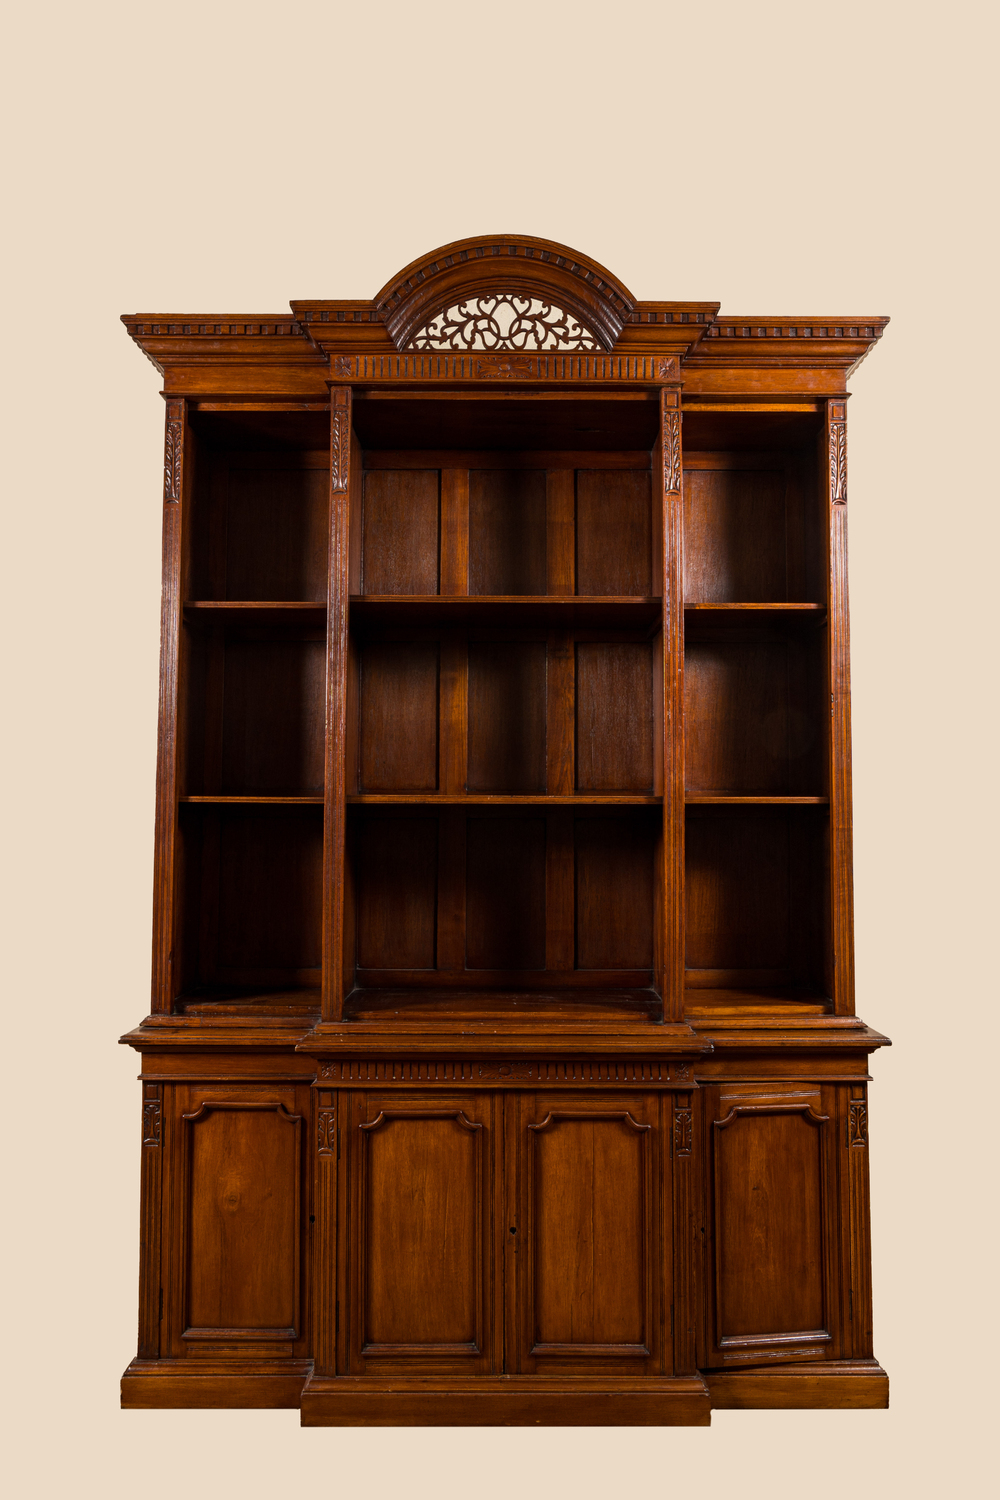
120,235,890,1426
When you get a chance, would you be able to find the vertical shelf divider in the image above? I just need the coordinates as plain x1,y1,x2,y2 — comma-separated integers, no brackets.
825,396,855,1016
152,396,188,1014
657,384,686,1021
323,384,353,1022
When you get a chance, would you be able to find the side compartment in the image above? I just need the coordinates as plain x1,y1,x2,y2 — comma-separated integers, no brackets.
122,1068,314,1409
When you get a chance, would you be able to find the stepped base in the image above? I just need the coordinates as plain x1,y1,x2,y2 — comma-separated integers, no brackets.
299,1374,711,1426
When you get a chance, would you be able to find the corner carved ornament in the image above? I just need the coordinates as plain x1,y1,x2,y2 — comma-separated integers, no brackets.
374,235,636,354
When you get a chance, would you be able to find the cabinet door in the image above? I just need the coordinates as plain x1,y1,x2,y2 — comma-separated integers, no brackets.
162,1083,312,1360
510,1092,664,1374
344,1091,500,1374
704,1082,841,1368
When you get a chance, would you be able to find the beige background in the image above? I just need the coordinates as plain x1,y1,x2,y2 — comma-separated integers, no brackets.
4,0,996,1493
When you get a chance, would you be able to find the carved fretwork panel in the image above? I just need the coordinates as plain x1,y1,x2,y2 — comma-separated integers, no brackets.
408,294,602,352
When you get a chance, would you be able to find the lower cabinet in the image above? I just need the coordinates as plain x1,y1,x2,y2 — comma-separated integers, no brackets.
125,1062,883,1416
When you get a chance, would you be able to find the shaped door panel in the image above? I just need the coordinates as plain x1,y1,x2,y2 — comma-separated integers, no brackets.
705,1083,841,1368
162,1084,312,1360
511,1093,663,1374
346,1092,498,1374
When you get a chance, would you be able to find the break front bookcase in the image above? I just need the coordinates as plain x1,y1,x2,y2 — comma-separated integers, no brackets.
120,235,890,1426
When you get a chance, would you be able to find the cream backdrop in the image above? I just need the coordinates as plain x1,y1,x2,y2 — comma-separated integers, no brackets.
3,0,996,1494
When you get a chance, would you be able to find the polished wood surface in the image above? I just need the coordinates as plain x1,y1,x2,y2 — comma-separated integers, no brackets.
120,234,889,1424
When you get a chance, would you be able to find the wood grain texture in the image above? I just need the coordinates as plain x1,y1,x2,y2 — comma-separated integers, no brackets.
469,469,546,595
362,470,439,594
576,469,652,595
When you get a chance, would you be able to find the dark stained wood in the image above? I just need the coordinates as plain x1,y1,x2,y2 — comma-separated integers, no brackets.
684,628,824,795
576,470,652,595
575,815,655,971
362,470,439,594
576,642,654,791
469,469,547,595
466,816,546,970
359,642,439,792
467,641,547,793
356,816,437,971
122,238,888,1424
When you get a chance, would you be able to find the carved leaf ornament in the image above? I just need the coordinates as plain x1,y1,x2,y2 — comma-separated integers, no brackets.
409,294,602,352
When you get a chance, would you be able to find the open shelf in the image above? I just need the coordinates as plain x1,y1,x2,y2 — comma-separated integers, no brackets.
185,601,327,626
351,596,661,629
685,803,830,1008
182,795,324,805
342,988,663,1025
685,795,827,805
348,794,660,805
176,803,323,1003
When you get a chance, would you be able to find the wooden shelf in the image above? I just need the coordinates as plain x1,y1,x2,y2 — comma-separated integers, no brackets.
685,795,828,805
350,596,662,629
343,988,664,1024
348,794,661,806
181,794,324,805
684,602,825,625
184,600,326,626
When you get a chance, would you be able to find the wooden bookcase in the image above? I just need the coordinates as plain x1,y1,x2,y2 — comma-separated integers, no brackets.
120,236,890,1425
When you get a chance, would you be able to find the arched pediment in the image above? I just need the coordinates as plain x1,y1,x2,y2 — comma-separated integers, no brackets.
374,235,636,353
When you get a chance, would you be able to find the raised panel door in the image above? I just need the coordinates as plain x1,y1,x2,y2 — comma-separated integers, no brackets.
162,1084,312,1361
704,1083,841,1368
345,1091,499,1374
510,1092,663,1374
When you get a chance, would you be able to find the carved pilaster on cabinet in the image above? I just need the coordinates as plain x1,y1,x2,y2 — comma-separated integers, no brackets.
137,1084,163,1358
848,1098,868,1147
845,1086,874,1358
673,1101,693,1157
313,1088,339,1374
142,1090,162,1147
318,1104,336,1155
670,1091,698,1375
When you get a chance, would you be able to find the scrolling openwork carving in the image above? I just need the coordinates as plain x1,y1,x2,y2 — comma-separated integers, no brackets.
409,294,602,352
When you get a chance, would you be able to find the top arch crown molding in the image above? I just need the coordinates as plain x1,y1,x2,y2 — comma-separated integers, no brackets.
373,235,637,353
